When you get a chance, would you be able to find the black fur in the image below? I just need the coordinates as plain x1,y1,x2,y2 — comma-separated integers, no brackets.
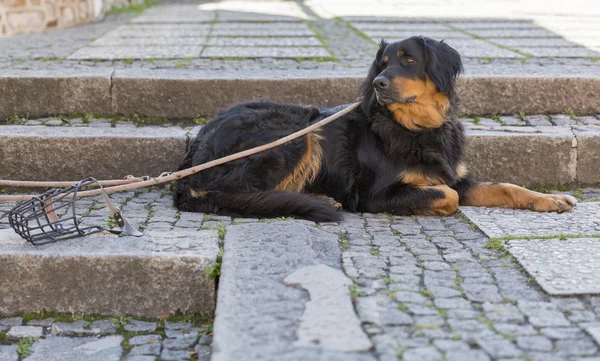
175,36,470,222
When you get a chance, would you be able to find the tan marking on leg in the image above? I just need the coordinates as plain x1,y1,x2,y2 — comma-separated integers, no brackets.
275,131,323,192
463,183,577,213
419,185,459,216
189,188,207,197
399,169,445,187
456,163,468,179
383,55,389,63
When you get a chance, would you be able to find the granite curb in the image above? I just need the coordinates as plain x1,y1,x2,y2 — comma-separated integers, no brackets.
0,124,595,186
2,70,600,118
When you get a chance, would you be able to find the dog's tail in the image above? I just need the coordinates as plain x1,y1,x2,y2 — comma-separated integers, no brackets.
175,187,342,223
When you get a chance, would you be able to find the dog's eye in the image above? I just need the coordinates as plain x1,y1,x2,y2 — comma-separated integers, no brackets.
406,57,415,63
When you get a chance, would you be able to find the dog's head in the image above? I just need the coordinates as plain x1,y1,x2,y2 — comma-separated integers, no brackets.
359,37,463,130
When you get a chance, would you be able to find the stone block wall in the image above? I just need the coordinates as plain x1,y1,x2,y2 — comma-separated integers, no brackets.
0,0,139,37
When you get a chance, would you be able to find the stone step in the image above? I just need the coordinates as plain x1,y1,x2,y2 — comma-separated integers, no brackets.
1,122,598,186
1,66,600,119
0,222,219,317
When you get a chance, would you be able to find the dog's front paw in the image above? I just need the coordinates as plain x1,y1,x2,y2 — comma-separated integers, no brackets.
531,194,578,213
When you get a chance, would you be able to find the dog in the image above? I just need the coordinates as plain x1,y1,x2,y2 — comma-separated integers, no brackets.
174,36,577,222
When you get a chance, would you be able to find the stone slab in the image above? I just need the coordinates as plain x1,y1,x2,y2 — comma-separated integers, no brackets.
0,125,189,181
463,126,576,185
469,28,560,38
27,336,123,361
211,221,376,361
446,21,540,30
352,22,450,31
90,37,208,47
210,29,313,37
200,47,330,58
0,229,218,317
68,46,204,60
488,38,589,47
516,47,600,57
458,77,600,116
587,326,600,347
365,30,470,39
111,69,362,119
460,202,600,239
574,126,600,184
0,69,112,120
284,264,373,352
443,39,524,58
206,37,322,47
103,28,210,38
507,238,600,295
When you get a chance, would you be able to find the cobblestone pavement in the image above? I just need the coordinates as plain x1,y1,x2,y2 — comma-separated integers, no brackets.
0,315,212,361
3,113,600,127
0,0,600,76
3,187,600,360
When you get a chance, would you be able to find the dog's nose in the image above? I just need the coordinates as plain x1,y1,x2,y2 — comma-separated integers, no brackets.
373,76,390,90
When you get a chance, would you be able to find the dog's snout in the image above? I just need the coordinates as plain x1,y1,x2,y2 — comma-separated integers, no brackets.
373,76,390,90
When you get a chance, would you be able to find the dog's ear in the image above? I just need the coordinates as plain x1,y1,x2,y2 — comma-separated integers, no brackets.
421,37,463,99
359,39,388,116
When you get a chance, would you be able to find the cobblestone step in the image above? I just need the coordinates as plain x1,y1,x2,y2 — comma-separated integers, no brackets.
0,189,219,317
1,121,599,185
2,67,600,119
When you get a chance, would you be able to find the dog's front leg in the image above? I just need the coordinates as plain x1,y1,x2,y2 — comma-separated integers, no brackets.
454,179,577,213
359,184,460,216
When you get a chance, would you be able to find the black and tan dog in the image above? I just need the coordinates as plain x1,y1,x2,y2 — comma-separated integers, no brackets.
174,36,577,222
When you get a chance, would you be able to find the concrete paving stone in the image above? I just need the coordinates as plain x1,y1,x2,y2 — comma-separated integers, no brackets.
402,347,443,361
90,37,208,47
129,335,163,346
0,318,23,326
525,115,553,126
103,28,210,38
160,348,192,360
434,297,473,309
516,47,600,57
443,39,524,58
0,345,17,361
461,203,600,239
130,344,161,356
366,30,470,39
494,323,537,335
475,338,523,358
126,356,156,361
433,339,471,351
206,37,322,47
516,335,554,351
27,318,54,327
576,116,600,126
131,14,215,23
68,46,204,60
469,28,560,38
216,13,304,22
447,21,541,30
446,350,491,361
352,22,450,31
90,320,116,335
507,238,600,295
462,283,502,302
163,336,199,350
51,321,92,336
489,37,588,47
125,320,155,332
498,116,527,125
6,325,43,339
212,23,310,31
211,29,313,37
201,47,331,58
550,114,578,126
26,336,123,361
555,338,598,356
